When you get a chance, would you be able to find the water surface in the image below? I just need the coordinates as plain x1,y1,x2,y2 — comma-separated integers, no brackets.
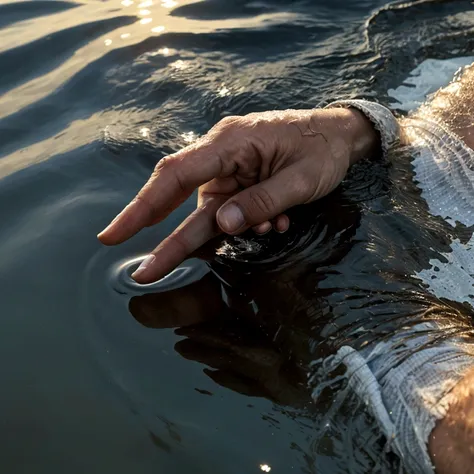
1,0,474,472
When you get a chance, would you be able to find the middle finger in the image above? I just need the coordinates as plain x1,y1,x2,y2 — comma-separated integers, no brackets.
131,196,225,283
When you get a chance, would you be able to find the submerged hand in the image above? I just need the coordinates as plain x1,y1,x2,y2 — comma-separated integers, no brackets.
98,107,378,283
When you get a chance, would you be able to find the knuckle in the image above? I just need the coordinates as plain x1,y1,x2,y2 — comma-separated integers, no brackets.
134,194,157,220
215,115,242,135
246,111,280,127
153,155,187,193
247,188,276,218
154,155,175,174
219,115,240,128
167,232,190,256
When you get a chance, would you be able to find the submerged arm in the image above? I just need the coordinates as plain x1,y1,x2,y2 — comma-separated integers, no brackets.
404,63,474,150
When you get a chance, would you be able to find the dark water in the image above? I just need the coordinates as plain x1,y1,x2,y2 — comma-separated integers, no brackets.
1,1,474,473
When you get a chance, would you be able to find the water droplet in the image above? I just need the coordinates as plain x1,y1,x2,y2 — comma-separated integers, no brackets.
151,25,165,34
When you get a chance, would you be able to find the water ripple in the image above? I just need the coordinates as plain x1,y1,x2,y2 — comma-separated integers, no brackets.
109,255,210,295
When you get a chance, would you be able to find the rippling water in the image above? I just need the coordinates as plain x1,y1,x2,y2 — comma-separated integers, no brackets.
2,0,474,472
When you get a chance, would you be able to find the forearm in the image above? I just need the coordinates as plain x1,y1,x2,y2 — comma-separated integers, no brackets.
408,63,474,150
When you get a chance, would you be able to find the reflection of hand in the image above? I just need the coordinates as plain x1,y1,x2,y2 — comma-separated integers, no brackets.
129,273,223,329
128,275,311,407
175,322,310,407
98,108,378,283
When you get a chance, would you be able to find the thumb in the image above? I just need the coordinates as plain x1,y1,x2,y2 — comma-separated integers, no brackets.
216,167,312,234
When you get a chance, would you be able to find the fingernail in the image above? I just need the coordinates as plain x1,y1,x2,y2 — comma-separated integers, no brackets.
254,222,272,235
217,203,245,233
275,223,289,233
132,254,156,280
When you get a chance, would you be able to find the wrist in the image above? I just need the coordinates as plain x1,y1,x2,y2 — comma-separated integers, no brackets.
338,107,381,165
303,107,380,171
325,99,401,165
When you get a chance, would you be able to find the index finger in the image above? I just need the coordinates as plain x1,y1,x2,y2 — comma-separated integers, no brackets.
97,133,232,246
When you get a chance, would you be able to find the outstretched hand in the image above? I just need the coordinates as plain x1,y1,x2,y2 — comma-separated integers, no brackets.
98,107,378,283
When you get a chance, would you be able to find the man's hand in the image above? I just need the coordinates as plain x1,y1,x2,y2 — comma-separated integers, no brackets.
98,107,378,283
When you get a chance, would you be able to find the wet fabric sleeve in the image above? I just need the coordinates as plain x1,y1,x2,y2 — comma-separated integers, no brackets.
402,116,474,228
311,321,474,474
325,99,400,156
